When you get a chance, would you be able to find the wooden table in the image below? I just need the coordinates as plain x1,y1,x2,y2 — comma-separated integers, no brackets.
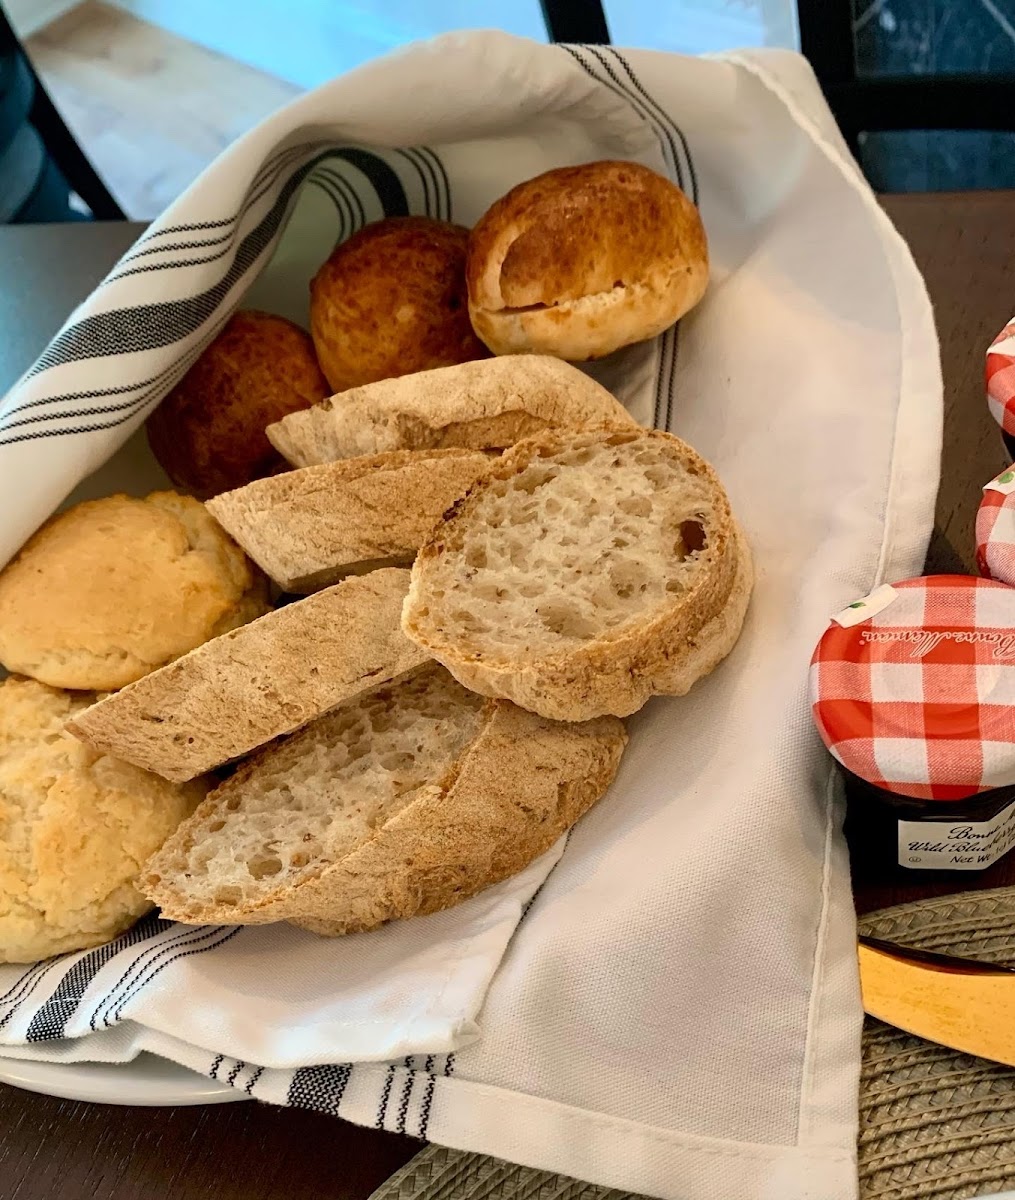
1,192,1014,1198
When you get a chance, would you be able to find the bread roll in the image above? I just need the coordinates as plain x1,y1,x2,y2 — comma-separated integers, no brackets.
310,216,489,393
0,492,269,691
147,311,329,498
467,161,708,361
0,678,205,963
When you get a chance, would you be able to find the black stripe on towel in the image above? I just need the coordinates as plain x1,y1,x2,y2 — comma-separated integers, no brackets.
24,153,333,376
314,165,368,229
604,49,698,431
396,1061,416,1134
609,49,697,203
395,147,435,217
23,913,171,1041
88,920,226,1031
0,960,60,1032
418,1055,437,1140
375,1063,397,1129
419,147,451,221
287,1064,352,1117
114,145,317,269
309,173,354,242
558,45,670,431
559,45,699,433
104,927,240,1027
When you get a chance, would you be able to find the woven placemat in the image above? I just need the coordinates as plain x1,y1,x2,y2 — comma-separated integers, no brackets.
857,889,1015,1200
369,888,1015,1200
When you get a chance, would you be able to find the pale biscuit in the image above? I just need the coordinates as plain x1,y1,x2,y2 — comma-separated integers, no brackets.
0,492,269,691
0,678,206,963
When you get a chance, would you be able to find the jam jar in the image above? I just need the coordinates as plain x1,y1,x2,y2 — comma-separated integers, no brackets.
987,319,1015,460
810,575,1015,878
977,467,1015,584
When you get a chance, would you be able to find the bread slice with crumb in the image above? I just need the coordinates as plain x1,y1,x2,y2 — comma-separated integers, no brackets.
141,663,627,934
402,428,753,721
67,568,428,782
206,449,491,593
266,354,637,467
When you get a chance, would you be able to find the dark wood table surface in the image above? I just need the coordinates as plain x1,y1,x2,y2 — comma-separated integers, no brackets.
1,192,1014,1198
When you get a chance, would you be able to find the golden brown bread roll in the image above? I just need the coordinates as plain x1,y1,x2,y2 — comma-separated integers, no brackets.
309,216,489,393
147,311,329,498
0,492,269,691
0,678,207,963
467,161,709,361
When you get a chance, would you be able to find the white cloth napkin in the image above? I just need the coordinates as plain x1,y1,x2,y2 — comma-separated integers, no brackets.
0,33,941,1200
0,845,562,1066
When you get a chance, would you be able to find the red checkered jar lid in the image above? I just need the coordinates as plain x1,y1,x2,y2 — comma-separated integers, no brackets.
810,575,1015,801
988,319,1015,435
977,467,1015,584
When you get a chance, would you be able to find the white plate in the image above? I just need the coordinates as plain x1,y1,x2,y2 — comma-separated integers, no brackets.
0,1054,244,1106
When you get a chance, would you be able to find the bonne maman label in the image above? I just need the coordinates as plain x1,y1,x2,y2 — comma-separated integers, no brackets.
898,801,1015,870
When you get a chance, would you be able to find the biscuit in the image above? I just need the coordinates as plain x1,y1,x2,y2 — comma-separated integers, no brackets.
0,492,270,691
0,678,206,963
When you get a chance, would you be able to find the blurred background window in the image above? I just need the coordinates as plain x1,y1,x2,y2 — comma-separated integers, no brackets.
4,0,1015,221
3,0,798,218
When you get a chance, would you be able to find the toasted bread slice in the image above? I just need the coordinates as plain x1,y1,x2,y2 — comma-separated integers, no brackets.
206,449,491,593
141,664,627,933
402,428,752,721
67,568,428,782
266,354,637,467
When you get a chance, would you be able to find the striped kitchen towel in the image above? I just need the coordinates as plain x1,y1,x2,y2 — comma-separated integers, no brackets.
0,32,942,1200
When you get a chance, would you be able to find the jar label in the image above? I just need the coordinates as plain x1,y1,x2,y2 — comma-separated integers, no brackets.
898,800,1015,869
984,468,1015,496
832,583,898,628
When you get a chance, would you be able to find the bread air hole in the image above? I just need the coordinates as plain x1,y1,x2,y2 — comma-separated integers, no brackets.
677,520,707,555
537,603,599,640
247,854,283,880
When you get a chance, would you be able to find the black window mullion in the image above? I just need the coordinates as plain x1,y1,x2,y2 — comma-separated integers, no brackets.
540,0,611,44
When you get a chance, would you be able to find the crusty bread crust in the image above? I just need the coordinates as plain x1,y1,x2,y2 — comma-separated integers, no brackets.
142,688,627,933
467,161,708,361
206,449,492,592
146,311,329,498
67,568,428,782
266,355,637,467
285,703,626,935
402,429,752,721
309,217,489,393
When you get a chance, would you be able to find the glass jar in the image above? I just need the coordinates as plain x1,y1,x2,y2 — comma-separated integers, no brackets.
810,575,1015,878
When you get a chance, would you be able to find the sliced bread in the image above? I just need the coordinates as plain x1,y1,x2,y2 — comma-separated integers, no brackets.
206,449,492,593
141,663,627,933
402,428,753,721
67,568,428,782
265,354,637,467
